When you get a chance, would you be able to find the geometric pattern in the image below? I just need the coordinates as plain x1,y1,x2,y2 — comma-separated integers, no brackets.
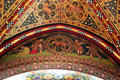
0,0,22,27
5,0,109,41
104,0,118,18
82,14,100,31
0,55,119,80
0,1,119,80
0,0,120,63
3,0,16,14
20,12,38,28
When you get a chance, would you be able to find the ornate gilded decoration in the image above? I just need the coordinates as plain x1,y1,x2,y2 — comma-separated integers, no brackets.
65,1,85,22
2,31,116,64
20,12,38,28
37,0,56,20
0,0,120,79
0,59,119,80
104,0,117,18
3,0,16,14
45,35,74,54
82,14,99,30
6,0,109,42
34,0,59,24
0,24,119,63
0,31,119,79
0,0,23,26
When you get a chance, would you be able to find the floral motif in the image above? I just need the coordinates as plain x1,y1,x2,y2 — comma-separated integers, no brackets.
65,1,85,22
38,0,56,20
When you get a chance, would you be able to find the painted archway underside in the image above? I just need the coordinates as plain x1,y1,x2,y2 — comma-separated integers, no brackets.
0,0,120,79
0,24,120,63
0,24,120,80
0,0,120,57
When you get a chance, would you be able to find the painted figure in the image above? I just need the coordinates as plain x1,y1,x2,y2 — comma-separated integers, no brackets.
75,40,85,55
30,41,38,54
30,39,44,54
38,39,44,54
86,45,101,59
15,46,30,57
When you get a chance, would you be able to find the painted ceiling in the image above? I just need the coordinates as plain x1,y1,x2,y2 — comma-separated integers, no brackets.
0,0,120,79
0,0,119,62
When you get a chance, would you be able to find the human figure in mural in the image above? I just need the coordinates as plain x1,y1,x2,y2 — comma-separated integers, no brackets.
75,40,85,55
38,39,44,54
86,45,102,59
30,41,38,54
30,39,44,54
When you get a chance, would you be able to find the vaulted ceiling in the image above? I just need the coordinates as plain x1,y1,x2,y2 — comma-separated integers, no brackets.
0,0,120,79
0,0,119,63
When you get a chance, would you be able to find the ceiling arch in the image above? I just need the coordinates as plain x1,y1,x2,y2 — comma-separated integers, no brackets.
0,0,120,54
0,24,120,64
0,0,120,78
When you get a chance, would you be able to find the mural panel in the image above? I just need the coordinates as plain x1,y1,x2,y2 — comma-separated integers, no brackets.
1,31,116,66
0,31,119,79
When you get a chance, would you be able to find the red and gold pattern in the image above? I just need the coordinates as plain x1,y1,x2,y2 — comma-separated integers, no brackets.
0,0,23,26
0,24,120,63
45,35,74,54
0,0,34,44
0,55,119,80
0,0,120,67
